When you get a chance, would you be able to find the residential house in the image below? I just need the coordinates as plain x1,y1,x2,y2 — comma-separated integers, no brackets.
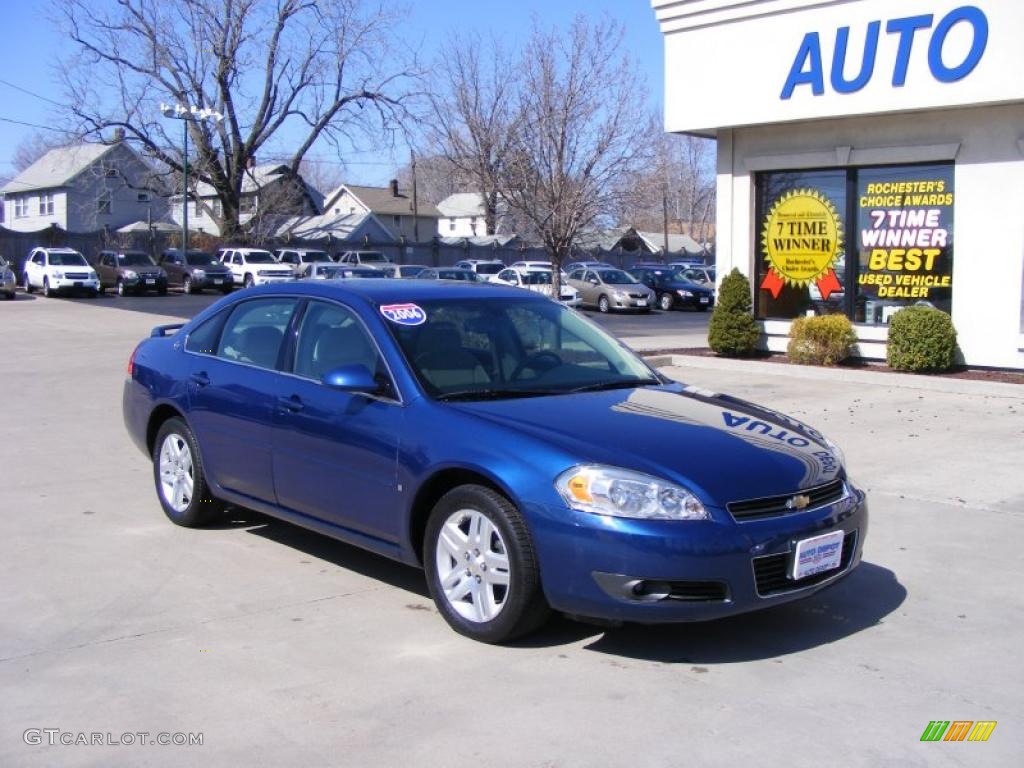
1,141,167,233
169,163,324,236
255,210,395,249
437,192,505,238
323,180,440,241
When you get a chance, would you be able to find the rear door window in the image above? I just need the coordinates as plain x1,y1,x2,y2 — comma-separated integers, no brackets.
216,299,297,370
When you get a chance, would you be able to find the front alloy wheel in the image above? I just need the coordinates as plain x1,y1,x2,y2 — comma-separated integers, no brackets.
659,292,674,311
598,295,610,313
42,278,52,297
183,276,194,294
153,418,222,527
425,485,549,643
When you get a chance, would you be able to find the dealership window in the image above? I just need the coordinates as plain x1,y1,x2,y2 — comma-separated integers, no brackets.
756,163,954,325
39,193,55,216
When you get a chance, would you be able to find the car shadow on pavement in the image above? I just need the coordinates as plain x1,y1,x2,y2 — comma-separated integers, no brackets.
226,507,431,598
55,291,221,320
575,561,905,663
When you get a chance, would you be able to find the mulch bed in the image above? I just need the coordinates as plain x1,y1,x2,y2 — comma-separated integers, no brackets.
647,347,1024,385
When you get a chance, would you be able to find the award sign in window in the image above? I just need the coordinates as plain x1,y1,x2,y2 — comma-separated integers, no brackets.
756,163,954,325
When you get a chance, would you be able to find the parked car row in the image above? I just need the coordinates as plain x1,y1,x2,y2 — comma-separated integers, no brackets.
4,245,715,312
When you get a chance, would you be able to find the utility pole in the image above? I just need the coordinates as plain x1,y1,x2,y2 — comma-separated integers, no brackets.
411,149,420,242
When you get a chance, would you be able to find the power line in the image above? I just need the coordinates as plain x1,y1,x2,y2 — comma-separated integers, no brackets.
0,115,69,133
0,78,65,108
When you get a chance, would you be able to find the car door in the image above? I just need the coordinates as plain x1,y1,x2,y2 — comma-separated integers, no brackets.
271,299,403,541
161,253,182,287
186,297,298,504
26,251,44,287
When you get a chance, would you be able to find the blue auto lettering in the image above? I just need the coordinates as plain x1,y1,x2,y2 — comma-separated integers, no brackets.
830,21,880,94
780,32,825,99
886,14,933,86
928,5,988,83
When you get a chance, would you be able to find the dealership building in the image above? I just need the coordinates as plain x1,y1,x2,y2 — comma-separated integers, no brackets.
652,0,1024,368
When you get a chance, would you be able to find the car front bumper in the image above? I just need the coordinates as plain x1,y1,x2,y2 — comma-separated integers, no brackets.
252,274,295,286
123,276,167,291
49,276,100,292
196,273,234,289
610,295,653,310
525,484,868,623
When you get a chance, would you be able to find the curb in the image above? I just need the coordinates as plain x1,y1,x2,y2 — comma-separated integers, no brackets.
646,353,1024,398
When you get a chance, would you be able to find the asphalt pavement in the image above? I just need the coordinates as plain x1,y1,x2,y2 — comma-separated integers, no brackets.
1,291,1020,767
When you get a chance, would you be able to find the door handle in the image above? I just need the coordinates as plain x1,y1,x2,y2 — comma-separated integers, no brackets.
277,395,304,413
189,371,210,387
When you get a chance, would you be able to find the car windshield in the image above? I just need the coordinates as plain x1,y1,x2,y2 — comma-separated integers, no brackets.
475,263,504,275
185,252,217,266
400,266,425,277
301,251,331,263
117,253,155,266
521,271,553,285
313,265,345,278
49,252,88,266
354,252,386,263
386,297,658,400
348,269,385,278
438,270,477,281
595,269,636,284
244,251,276,264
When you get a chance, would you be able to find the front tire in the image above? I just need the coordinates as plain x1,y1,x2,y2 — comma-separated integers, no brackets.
598,295,610,313
117,280,127,297
424,485,549,643
24,275,34,294
42,278,52,298
153,417,223,527
659,292,674,311
244,273,254,288
183,276,194,294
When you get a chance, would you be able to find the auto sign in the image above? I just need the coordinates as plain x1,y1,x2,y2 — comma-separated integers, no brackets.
380,303,426,326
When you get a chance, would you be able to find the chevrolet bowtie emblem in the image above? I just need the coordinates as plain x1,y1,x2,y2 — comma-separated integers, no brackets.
786,494,811,510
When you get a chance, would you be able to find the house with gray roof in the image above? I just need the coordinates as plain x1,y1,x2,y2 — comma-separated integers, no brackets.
1,142,167,234
323,180,440,241
436,192,500,238
169,163,324,236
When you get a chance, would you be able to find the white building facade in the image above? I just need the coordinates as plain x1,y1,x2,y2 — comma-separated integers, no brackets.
652,0,1024,368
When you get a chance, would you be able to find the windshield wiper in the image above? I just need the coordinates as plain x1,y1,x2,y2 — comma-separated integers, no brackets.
437,388,561,402
568,378,660,394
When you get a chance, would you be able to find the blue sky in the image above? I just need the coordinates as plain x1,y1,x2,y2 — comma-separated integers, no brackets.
0,1,664,187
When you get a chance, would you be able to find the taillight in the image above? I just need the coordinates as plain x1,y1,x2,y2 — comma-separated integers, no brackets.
127,343,140,377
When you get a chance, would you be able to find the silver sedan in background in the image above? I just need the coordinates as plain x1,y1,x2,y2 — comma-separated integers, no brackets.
567,267,654,313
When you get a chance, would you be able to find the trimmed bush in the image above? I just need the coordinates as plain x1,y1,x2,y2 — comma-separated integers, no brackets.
887,306,958,372
708,268,760,356
787,314,858,366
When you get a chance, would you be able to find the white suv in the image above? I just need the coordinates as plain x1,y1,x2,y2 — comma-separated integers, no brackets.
453,259,505,279
492,266,581,307
23,247,100,298
216,247,294,287
336,250,391,267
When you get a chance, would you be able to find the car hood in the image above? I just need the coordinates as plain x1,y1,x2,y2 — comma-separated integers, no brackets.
450,384,841,506
605,283,652,293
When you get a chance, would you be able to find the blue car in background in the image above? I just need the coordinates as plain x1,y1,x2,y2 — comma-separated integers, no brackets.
123,280,867,643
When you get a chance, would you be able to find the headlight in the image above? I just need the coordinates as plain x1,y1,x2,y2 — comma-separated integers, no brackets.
192,269,206,279
123,270,137,279
676,289,692,298
613,290,628,299
823,436,847,469
52,270,65,279
555,465,708,521
88,270,97,280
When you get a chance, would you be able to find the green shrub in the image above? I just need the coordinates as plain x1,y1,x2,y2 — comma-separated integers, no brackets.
787,314,858,366
708,268,760,356
887,306,958,372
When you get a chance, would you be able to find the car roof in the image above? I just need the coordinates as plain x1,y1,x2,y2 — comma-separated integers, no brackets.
39,247,82,253
243,278,529,304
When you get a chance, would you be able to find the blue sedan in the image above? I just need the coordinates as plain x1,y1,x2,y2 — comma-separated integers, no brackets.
123,280,867,642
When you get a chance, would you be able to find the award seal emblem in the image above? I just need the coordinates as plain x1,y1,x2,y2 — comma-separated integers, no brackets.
760,188,843,300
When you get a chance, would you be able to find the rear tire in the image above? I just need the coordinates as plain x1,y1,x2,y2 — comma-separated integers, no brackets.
117,280,127,297
183,276,194,294
244,273,254,288
153,417,223,527
424,484,550,643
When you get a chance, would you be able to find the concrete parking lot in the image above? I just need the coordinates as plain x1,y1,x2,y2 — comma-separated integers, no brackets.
1,291,1021,767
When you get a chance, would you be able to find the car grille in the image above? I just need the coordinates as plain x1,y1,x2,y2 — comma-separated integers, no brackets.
727,478,846,521
65,272,90,280
628,292,647,299
666,581,729,602
752,530,857,596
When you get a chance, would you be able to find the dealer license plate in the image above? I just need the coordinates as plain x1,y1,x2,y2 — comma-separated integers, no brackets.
699,296,709,304
145,278,155,285
212,279,223,285
791,530,844,580
637,299,647,307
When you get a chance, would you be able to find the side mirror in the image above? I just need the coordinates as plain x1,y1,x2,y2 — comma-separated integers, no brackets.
322,364,379,393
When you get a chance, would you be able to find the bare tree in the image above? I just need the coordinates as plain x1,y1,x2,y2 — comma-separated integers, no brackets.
12,133,74,173
394,153,473,209
58,0,419,240
422,36,520,235
500,17,652,289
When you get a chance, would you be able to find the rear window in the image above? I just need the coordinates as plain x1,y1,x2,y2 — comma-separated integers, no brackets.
185,252,218,266
300,251,331,263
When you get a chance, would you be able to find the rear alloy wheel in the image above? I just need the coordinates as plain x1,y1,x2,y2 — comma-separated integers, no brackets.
153,417,222,527
659,292,674,311
425,485,549,643
598,295,610,313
